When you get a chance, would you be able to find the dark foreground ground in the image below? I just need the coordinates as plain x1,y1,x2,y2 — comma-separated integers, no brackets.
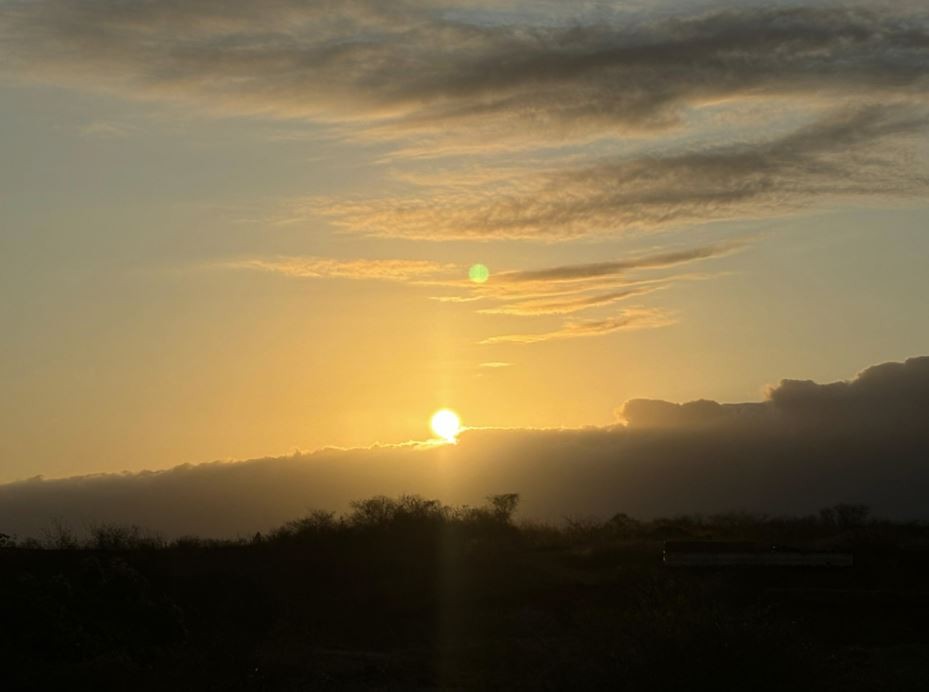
3,496,929,691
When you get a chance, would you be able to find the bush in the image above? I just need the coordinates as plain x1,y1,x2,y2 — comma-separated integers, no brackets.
348,494,449,530
89,524,164,551
270,510,340,541
42,518,79,550
486,493,520,523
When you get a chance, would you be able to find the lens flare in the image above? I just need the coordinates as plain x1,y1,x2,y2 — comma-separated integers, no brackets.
468,264,490,283
430,409,461,443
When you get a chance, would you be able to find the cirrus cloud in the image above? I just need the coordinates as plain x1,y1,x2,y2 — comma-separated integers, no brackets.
316,104,929,240
221,256,454,282
479,306,677,344
223,241,736,343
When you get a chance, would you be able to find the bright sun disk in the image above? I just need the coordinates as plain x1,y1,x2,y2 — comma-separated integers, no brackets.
430,409,461,443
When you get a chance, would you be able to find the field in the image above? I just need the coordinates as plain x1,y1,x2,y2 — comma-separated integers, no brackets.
3,496,929,690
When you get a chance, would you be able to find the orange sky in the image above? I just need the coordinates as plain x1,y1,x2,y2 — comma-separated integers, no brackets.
1,1,929,481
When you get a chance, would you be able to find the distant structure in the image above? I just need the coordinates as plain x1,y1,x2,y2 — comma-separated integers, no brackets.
662,541,853,568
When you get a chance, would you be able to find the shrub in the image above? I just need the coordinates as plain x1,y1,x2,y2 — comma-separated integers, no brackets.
347,494,449,530
270,510,340,541
486,493,520,523
42,518,79,550
89,524,164,551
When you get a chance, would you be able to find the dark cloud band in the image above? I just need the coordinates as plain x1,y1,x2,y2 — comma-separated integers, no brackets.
3,3,928,141
3,355,928,538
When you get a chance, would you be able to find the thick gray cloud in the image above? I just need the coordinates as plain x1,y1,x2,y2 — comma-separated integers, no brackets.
2,2,928,142
4,2,926,240
2,355,928,539
620,356,929,432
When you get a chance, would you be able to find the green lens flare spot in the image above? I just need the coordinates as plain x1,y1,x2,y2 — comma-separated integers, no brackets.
469,263,490,283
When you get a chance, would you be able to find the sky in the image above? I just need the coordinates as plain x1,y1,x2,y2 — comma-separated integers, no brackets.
1,0,929,485
4,355,929,537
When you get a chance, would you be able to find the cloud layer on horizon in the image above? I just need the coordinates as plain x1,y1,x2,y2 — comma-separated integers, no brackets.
2,355,928,539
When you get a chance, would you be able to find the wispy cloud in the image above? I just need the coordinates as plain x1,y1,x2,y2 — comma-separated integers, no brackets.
318,104,929,240
428,295,486,304
493,244,743,284
220,242,723,342
422,242,740,322
223,256,453,282
480,307,676,344
478,285,664,316
224,242,736,296
80,120,136,139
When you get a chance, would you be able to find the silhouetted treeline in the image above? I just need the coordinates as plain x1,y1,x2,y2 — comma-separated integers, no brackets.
4,496,924,552
3,495,929,690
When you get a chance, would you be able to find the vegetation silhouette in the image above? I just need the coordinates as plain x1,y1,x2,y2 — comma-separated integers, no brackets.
3,495,929,690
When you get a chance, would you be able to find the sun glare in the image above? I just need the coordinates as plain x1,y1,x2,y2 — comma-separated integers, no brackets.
430,409,461,443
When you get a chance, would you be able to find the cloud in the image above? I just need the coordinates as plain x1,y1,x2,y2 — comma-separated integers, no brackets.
429,295,485,303
222,243,734,290
617,398,766,430
223,256,454,282
478,285,663,316
493,243,742,283
80,120,135,139
479,362,512,369
427,242,740,303
318,104,929,239
5,3,926,242
2,3,928,146
3,355,929,538
767,357,929,427
220,243,733,341
619,356,929,432
479,307,676,344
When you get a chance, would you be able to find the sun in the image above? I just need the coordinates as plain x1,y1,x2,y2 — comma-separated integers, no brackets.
430,409,461,443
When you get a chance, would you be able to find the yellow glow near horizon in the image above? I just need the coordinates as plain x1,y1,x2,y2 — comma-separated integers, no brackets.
430,409,461,443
